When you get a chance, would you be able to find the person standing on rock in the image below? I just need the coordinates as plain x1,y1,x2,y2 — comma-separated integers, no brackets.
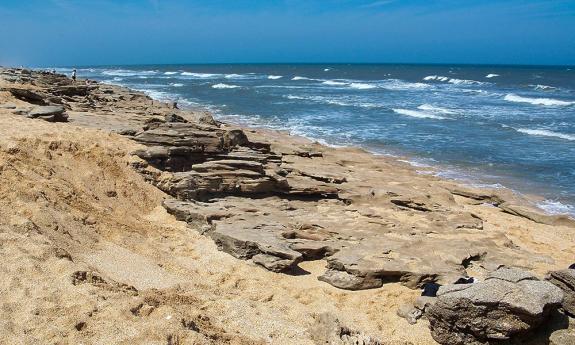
71,69,77,82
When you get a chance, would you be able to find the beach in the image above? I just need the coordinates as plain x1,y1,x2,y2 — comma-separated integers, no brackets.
1,67,574,344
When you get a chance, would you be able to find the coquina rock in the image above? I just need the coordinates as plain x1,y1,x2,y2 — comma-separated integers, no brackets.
427,267,563,345
547,269,575,316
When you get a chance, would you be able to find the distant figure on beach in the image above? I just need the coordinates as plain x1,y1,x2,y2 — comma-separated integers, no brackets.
172,101,179,109
71,69,77,82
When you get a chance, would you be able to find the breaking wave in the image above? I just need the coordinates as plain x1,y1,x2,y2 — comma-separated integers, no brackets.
349,83,376,90
485,74,499,78
393,108,446,120
212,83,241,89
417,104,458,115
515,128,575,141
181,72,221,78
268,75,283,80
504,94,574,106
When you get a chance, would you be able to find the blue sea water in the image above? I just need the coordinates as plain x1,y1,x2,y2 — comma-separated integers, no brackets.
52,64,575,216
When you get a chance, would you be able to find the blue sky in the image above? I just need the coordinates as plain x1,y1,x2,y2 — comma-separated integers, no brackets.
0,0,574,66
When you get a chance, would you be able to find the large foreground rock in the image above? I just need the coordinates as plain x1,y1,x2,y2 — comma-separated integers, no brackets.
427,267,563,345
547,269,575,316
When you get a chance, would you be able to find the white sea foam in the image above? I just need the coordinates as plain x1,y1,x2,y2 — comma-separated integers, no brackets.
392,108,446,120
423,75,449,82
380,79,430,90
322,80,348,86
212,83,241,89
417,104,457,114
503,94,574,106
292,76,312,81
170,83,184,87
113,77,123,81
515,128,575,141
324,68,331,72
349,83,376,90
532,84,558,91
285,94,380,108
164,71,178,75
181,72,221,78
485,74,499,78
537,200,575,216
448,78,485,85
268,75,283,80
102,69,157,77
423,75,484,85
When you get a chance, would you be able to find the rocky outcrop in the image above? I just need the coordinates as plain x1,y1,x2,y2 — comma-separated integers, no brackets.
547,269,575,316
27,105,68,122
427,267,564,345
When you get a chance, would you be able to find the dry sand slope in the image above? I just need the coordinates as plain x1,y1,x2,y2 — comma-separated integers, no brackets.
0,68,574,344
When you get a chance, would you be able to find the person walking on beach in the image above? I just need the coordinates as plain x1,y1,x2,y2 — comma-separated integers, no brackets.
71,69,77,82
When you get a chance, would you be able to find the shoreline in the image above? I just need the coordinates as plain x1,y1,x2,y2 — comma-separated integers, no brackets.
2,67,575,344
85,66,575,219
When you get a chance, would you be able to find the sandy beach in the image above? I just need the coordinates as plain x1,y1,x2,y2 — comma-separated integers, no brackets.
1,68,574,344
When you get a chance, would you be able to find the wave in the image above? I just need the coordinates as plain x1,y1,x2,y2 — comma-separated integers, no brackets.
515,128,575,141
417,104,457,115
485,74,499,78
212,83,241,89
423,75,484,85
423,75,449,82
322,80,348,86
285,94,381,108
292,76,313,81
324,68,331,72
164,71,178,75
181,72,221,78
537,200,575,216
448,78,485,85
102,69,157,77
379,79,430,91
532,84,558,91
268,75,283,80
349,83,376,90
503,94,574,106
170,83,184,87
392,108,446,120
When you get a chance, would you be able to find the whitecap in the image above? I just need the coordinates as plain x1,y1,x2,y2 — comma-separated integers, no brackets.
268,75,283,80
349,83,376,90
212,83,241,89
417,104,457,115
503,94,574,106
515,128,575,141
392,108,446,120
225,73,252,79
292,76,312,81
170,83,184,87
485,74,499,78
532,84,558,91
322,80,348,86
380,79,430,90
164,71,178,75
448,78,485,85
285,94,380,108
113,77,123,81
102,69,157,77
423,75,449,82
537,200,575,216
181,72,221,78
324,68,331,72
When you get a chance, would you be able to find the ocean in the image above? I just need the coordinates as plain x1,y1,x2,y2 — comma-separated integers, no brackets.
52,64,575,216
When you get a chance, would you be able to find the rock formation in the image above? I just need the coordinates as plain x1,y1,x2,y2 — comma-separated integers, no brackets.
547,269,575,316
427,267,564,345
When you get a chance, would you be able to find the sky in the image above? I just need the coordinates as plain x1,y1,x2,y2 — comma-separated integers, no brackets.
0,0,574,66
